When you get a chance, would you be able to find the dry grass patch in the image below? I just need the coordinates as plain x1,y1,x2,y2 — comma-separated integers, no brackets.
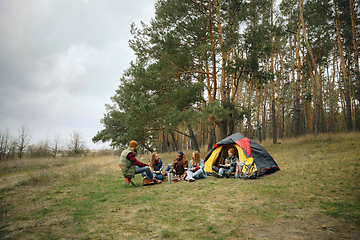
0,133,359,239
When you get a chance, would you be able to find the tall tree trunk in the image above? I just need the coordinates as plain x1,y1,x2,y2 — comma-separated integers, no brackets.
330,44,337,132
258,125,262,142
300,0,320,135
208,0,217,101
279,51,285,139
169,131,178,151
270,0,277,144
247,113,252,139
161,131,167,153
262,84,267,140
334,0,353,131
272,99,277,144
258,84,262,142
228,114,234,136
219,117,228,139
206,0,219,149
207,122,216,151
281,100,285,139
216,0,232,138
256,83,261,140
197,123,202,149
294,27,301,137
350,0,360,129
313,90,320,136
216,0,226,102
187,123,199,152
319,65,326,133
289,34,295,137
247,80,253,138
199,121,204,148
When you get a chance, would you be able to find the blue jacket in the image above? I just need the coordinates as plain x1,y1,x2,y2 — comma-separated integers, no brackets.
148,158,164,172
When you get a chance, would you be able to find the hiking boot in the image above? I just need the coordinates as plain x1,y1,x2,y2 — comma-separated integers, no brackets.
143,177,155,186
223,172,229,178
154,178,162,184
217,174,224,178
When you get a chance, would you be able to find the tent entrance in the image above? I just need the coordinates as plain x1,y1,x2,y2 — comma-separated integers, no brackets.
204,143,249,173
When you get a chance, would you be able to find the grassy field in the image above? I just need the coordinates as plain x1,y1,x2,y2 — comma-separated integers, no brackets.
1,133,359,239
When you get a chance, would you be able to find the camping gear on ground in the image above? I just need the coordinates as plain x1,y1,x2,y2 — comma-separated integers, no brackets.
167,172,181,183
234,161,245,178
168,172,173,184
212,166,219,172
204,133,279,178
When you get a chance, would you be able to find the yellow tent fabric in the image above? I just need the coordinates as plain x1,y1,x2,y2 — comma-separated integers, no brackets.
204,146,222,172
204,143,251,173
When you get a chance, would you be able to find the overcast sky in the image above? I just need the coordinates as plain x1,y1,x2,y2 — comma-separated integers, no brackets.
0,0,156,150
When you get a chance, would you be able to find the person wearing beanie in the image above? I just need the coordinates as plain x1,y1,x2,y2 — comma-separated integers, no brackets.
119,140,162,186
218,147,239,178
169,150,188,178
129,140,138,148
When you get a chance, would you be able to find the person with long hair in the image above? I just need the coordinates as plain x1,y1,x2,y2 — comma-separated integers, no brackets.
148,152,165,181
185,151,207,182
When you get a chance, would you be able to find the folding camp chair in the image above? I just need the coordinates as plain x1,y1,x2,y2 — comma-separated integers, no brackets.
119,165,137,187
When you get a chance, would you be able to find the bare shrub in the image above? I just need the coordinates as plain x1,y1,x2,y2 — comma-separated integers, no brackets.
0,129,17,160
52,135,61,158
27,140,53,158
67,130,86,156
18,124,31,159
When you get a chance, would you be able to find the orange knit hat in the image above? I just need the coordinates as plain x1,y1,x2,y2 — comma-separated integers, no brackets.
228,148,235,154
129,140,138,148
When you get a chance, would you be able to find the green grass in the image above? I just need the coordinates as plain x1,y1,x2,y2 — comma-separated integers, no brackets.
1,133,359,239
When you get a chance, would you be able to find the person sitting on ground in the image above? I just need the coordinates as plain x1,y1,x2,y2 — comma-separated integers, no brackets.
169,151,188,179
119,140,162,186
185,151,207,182
164,163,172,177
148,152,165,181
217,147,238,178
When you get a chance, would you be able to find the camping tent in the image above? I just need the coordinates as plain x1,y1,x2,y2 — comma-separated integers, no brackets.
204,133,279,177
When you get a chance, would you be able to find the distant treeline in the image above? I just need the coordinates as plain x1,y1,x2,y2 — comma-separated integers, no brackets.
0,126,116,160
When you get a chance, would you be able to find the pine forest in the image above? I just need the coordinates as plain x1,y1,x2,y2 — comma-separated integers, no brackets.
92,0,360,153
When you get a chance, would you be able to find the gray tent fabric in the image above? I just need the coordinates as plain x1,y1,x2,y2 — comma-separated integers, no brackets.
248,139,279,175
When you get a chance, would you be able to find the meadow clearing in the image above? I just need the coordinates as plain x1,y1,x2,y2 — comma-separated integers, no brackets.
0,133,359,239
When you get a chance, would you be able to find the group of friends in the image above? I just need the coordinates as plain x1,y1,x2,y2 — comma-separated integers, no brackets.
119,140,240,186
